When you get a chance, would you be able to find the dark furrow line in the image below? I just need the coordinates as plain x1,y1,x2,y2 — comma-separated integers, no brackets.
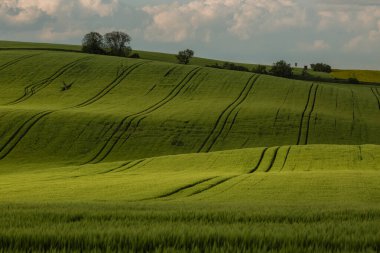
265,147,280,172
94,69,202,163
0,111,52,160
280,146,291,172
97,161,133,174
120,116,147,146
8,57,92,105
376,88,380,97
197,74,258,153
188,176,238,197
116,159,146,172
296,83,314,145
155,177,217,199
75,61,149,108
273,87,292,127
205,77,259,152
223,109,240,141
370,88,380,110
358,145,363,161
0,54,39,72
248,147,268,173
304,85,319,145
84,67,201,164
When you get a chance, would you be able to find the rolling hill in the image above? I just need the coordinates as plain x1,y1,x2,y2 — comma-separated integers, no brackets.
0,44,380,252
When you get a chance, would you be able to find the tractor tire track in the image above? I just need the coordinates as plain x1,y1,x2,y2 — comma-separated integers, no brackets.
370,88,380,110
85,67,201,164
0,54,39,72
188,176,238,197
198,74,260,153
304,85,319,145
273,87,293,127
296,83,315,145
248,147,268,173
75,61,149,108
222,109,240,141
0,111,52,160
8,57,92,105
280,146,291,172
264,147,280,172
155,177,217,199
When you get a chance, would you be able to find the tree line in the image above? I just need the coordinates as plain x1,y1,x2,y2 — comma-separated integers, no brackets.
81,32,344,82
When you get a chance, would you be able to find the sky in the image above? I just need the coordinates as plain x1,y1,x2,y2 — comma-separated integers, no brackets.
0,0,379,70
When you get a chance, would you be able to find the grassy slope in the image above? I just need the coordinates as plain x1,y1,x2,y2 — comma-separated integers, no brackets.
0,45,380,251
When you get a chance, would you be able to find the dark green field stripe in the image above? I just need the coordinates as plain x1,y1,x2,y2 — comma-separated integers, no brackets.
305,85,319,145
94,68,202,163
154,177,217,199
0,111,52,160
188,176,238,197
116,159,147,172
248,147,268,173
223,109,240,140
273,87,292,127
8,57,93,105
0,54,39,72
280,146,291,172
296,83,315,145
370,88,380,110
265,147,280,172
75,61,149,108
198,75,259,153
85,67,201,164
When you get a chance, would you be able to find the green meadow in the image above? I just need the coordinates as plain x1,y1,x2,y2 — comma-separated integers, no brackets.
0,45,380,252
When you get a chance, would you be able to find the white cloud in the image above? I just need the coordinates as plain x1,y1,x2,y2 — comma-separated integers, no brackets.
79,0,118,17
142,0,307,42
299,40,330,51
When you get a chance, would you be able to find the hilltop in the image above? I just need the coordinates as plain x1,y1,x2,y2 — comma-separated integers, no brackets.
0,42,379,252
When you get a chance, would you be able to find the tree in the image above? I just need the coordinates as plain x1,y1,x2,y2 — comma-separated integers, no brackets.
270,60,293,78
176,49,194,64
104,31,131,57
82,32,105,54
310,63,332,73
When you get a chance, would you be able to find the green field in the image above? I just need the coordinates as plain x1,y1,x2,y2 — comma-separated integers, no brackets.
0,46,380,252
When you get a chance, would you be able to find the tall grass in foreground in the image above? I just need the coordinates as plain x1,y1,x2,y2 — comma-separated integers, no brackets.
0,203,379,252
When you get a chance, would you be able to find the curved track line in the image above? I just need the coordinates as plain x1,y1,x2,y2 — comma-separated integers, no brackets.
116,159,147,172
155,177,217,199
198,74,259,153
0,54,39,72
296,83,315,145
304,85,319,145
370,88,380,110
280,146,291,172
84,67,201,164
248,147,268,173
265,147,280,172
188,176,238,196
0,111,52,160
8,57,92,105
75,61,149,108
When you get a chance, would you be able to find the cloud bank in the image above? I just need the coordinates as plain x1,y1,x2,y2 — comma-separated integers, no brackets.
0,0,379,69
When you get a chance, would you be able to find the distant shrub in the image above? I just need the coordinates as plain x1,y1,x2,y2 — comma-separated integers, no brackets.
270,60,293,78
129,53,140,58
206,62,250,72
348,77,359,84
311,63,332,73
252,65,267,74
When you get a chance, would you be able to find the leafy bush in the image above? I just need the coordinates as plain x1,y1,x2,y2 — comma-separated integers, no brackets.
252,65,267,74
311,63,332,73
270,60,293,78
